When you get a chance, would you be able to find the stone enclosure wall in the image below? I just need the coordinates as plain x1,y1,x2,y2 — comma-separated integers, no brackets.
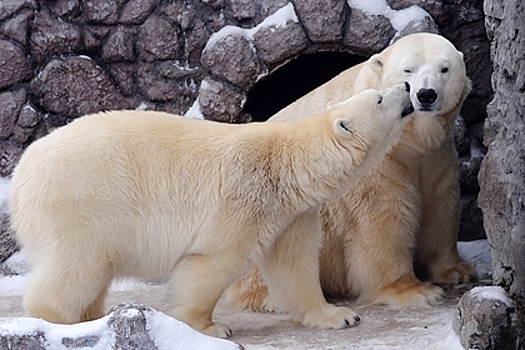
0,0,490,257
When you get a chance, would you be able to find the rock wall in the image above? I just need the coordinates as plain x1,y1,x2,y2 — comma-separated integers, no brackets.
0,0,490,257
479,0,525,348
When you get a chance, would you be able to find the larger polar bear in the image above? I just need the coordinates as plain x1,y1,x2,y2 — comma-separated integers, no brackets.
9,84,413,338
226,33,479,310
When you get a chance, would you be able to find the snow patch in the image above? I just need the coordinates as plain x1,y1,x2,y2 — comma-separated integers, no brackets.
347,0,430,31
203,25,251,54
145,310,240,350
247,3,298,36
204,3,298,53
470,286,513,307
184,99,204,119
457,239,491,277
135,102,149,111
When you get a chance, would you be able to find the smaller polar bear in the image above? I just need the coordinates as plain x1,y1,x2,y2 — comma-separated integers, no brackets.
10,84,413,338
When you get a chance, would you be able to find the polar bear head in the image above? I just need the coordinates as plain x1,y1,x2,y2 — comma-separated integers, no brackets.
360,33,471,118
328,82,413,152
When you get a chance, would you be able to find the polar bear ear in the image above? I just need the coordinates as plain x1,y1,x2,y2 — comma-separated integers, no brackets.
334,118,353,137
368,54,384,74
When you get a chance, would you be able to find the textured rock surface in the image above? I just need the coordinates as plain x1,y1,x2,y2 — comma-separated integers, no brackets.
454,287,516,350
478,0,525,348
0,303,242,350
0,0,491,256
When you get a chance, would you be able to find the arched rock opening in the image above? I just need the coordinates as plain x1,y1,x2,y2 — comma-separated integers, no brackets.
243,52,366,122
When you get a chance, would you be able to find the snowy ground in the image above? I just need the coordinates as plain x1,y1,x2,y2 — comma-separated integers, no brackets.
0,241,491,350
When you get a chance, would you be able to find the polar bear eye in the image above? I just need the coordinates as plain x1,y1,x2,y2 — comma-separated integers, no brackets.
441,67,449,73
403,69,411,73
377,96,383,104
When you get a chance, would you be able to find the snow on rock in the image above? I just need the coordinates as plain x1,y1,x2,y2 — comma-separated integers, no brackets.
454,286,516,349
184,98,205,119
0,304,242,350
470,286,513,307
347,0,431,31
247,3,298,36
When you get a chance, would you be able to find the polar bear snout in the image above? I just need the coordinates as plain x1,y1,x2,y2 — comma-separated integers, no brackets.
417,88,438,108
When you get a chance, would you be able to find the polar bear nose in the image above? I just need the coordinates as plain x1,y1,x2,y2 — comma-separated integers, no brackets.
417,88,438,105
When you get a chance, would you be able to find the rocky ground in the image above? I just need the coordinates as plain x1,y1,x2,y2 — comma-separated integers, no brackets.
1,241,491,349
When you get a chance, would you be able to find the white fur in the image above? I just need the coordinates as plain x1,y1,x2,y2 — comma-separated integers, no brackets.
10,85,411,337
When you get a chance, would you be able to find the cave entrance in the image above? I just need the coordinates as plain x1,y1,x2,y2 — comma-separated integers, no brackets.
243,52,367,122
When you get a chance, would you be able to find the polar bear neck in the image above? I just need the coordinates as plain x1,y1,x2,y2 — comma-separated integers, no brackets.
222,117,374,219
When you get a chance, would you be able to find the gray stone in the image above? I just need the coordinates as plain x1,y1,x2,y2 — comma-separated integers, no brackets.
0,0,36,22
102,25,137,62
18,104,40,128
344,8,394,56
0,89,26,140
229,0,255,20
51,0,80,20
163,2,196,30
80,0,126,24
0,332,45,350
0,40,32,90
0,200,18,263
137,62,200,102
478,0,525,348
137,15,183,62
0,9,33,45
260,0,289,18
199,78,247,122
394,16,439,40
12,103,41,144
29,8,84,63
108,63,137,96
185,18,211,64
454,287,516,350
252,14,309,68
119,0,155,25
31,56,128,118
107,304,157,349
201,29,260,89
0,143,22,178
293,0,346,42
454,115,470,157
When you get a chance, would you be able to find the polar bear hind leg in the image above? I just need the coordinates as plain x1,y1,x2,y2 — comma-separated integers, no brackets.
23,258,111,324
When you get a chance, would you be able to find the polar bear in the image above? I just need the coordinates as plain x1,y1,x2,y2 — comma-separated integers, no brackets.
9,84,413,337
225,33,479,311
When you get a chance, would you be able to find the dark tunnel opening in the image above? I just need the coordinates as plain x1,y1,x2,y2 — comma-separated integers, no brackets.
243,52,367,122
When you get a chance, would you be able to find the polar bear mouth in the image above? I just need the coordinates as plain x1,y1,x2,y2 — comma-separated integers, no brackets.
401,101,415,118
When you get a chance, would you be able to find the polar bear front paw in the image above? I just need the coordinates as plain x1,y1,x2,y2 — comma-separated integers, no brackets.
373,274,444,307
433,260,479,285
202,322,233,338
301,304,361,330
